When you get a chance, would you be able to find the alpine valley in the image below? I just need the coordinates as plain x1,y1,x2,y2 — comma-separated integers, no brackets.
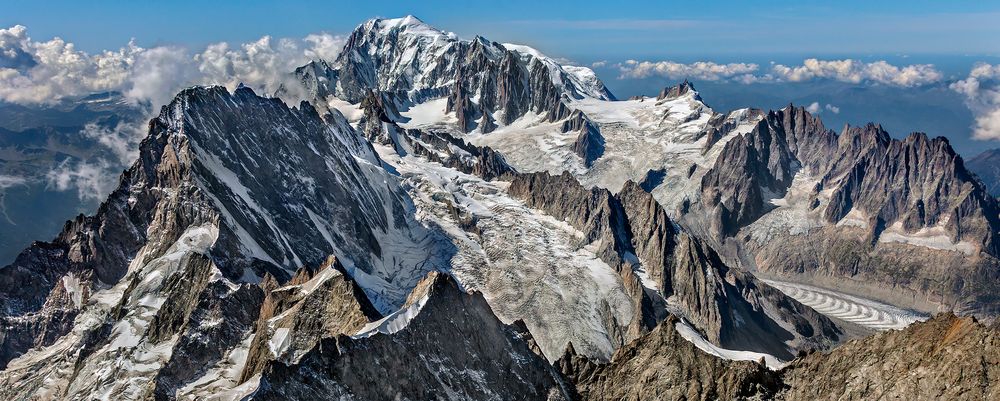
2,16,1000,401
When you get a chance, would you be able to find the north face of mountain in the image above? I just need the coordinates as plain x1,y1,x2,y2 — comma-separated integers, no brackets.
0,85,446,398
968,148,1000,197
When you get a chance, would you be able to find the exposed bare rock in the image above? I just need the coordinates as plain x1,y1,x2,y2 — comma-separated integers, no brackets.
780,313,1000,400
563,110,605,166
509,171,841,360
657,80,700,102
968,148,1000,197
238,256,381,383
250,272,569,400
559,315,782,401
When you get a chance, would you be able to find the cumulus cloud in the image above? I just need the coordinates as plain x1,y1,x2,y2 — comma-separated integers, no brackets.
771,59,942,87
0,25,346,107
825,104,840,114
805,102,821,114
615,58,942,87
591,60,608,68
617,59,760,82
951,63,1000,141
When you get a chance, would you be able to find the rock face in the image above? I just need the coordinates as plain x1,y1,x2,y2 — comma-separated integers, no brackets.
559,316,783,401
357,90,518,181
780,313,1000,400
968,148,1000,197
563,110,605,166
294,15,613,133
250,272,569,401
693,105,1000,316
702,105,1000,253
0,85,446,399
657,80,700,102
508,171,842,360
237,255,381,383
560,312,1000,401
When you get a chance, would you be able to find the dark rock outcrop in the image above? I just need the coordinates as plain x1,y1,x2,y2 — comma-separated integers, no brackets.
968,148,1000,197
780,313,1000,400
238,256,381,383
657,79,700,102
559,315,783,401
250,272,569,400
293,16,614,133
563,110,605,166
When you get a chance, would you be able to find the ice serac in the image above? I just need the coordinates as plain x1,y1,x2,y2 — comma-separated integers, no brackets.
250,272,569,401
507,171,841,360
966,148,1000,197
295,15,613,133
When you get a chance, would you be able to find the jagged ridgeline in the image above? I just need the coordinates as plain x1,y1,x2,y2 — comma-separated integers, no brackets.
1,14,1000,401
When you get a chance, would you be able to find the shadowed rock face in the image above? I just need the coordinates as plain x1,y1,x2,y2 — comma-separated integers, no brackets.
694,105,1000,317
0,85,446,398
563,110,605,167
701,105,1000,253
250,272,569,401
508,171,841,360
967,148,1000,197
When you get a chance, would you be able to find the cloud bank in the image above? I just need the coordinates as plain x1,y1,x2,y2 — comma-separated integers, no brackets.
618,60,760,83
951,63,1000,141
616,58,943,87
0,25,346,107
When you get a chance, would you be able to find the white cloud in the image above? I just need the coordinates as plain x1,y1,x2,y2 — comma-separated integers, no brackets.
825,104,840,114
45,159,114,201
591,60,608,68
0,174,27,190
0,25,347,107
616,57,942,88
805,102,821,114
617,59,760,82
79,121,146,164
951,63,1000,141
771,59,941,87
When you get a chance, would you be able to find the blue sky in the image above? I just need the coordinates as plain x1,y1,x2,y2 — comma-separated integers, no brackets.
4,1,999,58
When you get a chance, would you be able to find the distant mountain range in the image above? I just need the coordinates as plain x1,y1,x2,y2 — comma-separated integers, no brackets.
1,15,999,400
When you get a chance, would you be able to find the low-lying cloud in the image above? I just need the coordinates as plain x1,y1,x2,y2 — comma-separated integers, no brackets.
0,25,346,107
771,59,941,87
618,59,760,83
951,63,1000,141
45,159,113,201
616,58,943,87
